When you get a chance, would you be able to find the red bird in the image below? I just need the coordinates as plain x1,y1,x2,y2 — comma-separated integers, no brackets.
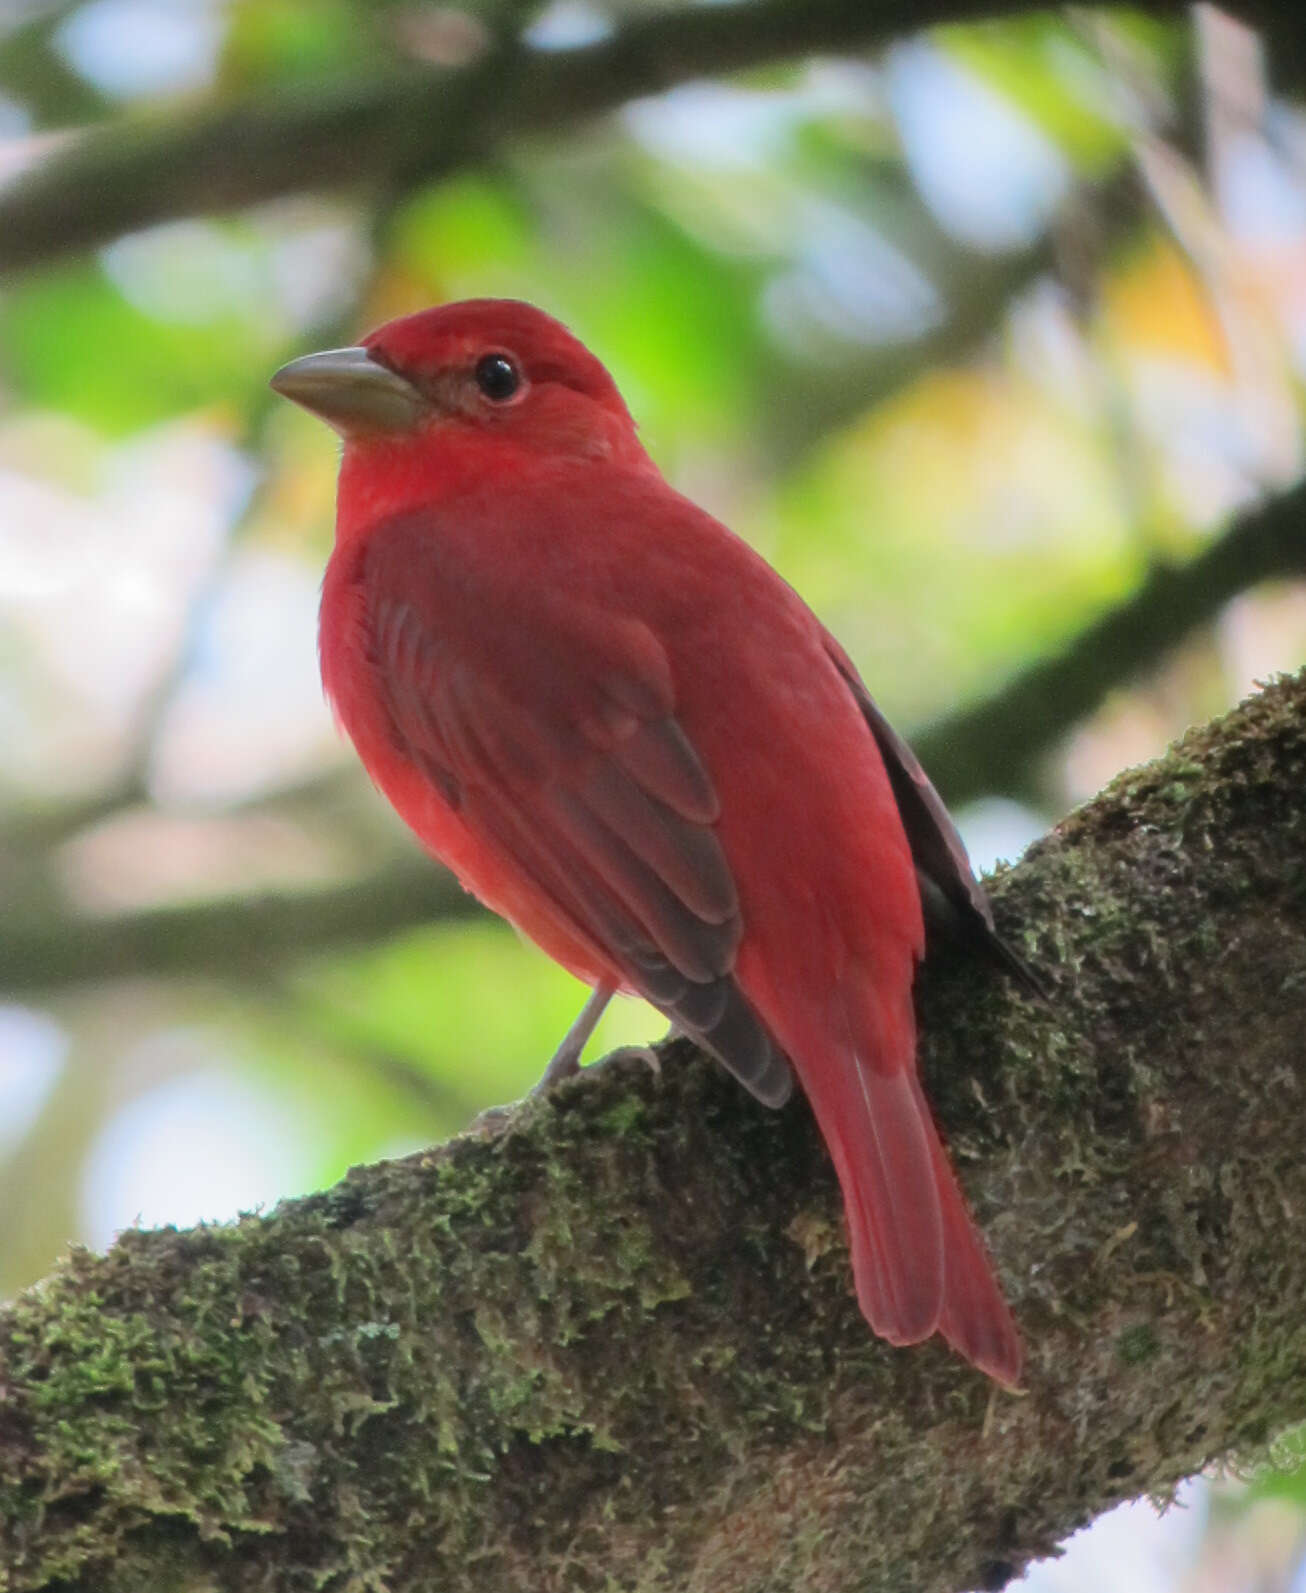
271,299,1028,1386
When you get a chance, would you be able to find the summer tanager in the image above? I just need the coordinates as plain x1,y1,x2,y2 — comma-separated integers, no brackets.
271,299,1030,1386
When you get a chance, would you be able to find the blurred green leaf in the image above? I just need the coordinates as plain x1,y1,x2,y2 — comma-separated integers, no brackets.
220,0,382,88
769,362,1137,724
940,18,1138,174
0,250,281,434
0,3,111,127
1240,1426,1306,1510
292,920,661,1117
391,173,536,289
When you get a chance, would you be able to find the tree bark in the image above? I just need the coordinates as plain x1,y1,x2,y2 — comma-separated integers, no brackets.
2,669,1305,1591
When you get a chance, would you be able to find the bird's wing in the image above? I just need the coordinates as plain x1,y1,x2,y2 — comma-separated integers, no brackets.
823,634,1046,997
363,543,792,1107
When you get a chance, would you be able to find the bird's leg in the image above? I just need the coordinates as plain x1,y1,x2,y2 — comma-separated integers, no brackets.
533,981,615,1094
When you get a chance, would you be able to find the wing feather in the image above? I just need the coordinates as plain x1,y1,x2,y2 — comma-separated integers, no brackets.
367,585,792,1106
606,716,719,824
823,634,1046,997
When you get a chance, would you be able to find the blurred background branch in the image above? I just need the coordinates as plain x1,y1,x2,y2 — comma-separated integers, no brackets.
0,0,1031,275
2,0,1304,281
0,862,474,994
915,470,1306,802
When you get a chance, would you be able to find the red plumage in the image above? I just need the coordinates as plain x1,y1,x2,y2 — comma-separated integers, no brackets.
273,298,1025,1386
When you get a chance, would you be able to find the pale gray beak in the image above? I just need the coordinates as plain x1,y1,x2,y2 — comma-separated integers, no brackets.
269,346,427,435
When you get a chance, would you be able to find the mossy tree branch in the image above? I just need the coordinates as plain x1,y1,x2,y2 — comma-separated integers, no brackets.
3,670,1306,1591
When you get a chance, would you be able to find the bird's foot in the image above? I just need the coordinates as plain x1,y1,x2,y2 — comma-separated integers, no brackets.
532,1045,583,1095
587,1043,661,1079
466,1103,516,1138
531,982,616,1096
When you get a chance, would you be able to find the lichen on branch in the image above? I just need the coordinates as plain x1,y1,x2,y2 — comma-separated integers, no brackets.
3,670,1306,1593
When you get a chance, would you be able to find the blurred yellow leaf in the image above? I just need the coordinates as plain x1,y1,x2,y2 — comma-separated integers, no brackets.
1102,235,1231,372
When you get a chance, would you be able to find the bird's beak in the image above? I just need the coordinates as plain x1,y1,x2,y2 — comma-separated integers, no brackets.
269,347,427,435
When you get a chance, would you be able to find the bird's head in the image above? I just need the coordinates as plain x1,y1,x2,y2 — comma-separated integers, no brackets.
270,299,648,477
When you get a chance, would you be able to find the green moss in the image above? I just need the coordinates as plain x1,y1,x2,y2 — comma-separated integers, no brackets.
1117,1324,1160,1366
599,1094,647,1138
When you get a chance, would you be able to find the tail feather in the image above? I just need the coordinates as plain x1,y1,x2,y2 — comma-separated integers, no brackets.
918,1072,1023,1386
846,1066,944,1342
796,1001,1023,1385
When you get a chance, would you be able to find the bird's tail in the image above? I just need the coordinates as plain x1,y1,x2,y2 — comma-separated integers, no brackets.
796,985,1023,1387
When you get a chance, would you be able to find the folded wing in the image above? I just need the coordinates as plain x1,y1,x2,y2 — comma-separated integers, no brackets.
823,634,1045,997
367,583,792,1108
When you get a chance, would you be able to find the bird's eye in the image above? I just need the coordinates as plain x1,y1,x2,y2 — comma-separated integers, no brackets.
474,353,520,403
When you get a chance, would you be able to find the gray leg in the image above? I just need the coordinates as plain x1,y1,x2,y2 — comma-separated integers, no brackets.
533,982,615,1094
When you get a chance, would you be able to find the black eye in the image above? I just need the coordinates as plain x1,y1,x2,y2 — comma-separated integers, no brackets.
474,353,520,403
